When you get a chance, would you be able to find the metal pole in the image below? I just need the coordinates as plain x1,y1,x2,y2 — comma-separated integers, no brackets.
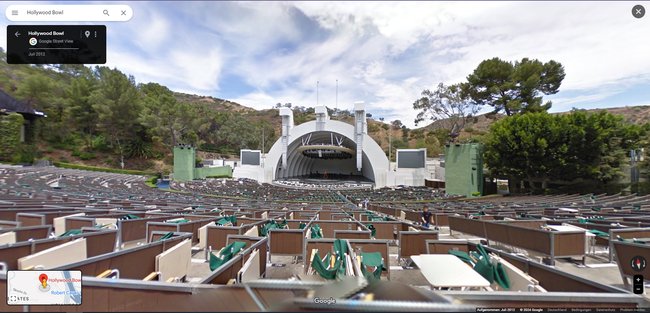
336,79,338,112
317,81,319,106
262,127,265,153
631,150,639,194
389,125,392,163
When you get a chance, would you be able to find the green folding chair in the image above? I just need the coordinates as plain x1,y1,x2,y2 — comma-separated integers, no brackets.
448,249,474,266
209,241,247,271
360,252,384,280
470,245,510,290
120,214,140,220
310,251,339,280
588,229,609,238
59,229,82,237
157,232,174,241
365,224,376,238
311,224,323,239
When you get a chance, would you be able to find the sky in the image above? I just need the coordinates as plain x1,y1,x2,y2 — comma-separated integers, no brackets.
1,1,650,128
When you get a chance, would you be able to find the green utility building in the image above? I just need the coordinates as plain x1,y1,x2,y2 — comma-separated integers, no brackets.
444,143,483,197
173,146,232,181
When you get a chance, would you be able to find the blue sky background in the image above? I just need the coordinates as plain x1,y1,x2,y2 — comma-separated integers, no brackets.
1,1,649,128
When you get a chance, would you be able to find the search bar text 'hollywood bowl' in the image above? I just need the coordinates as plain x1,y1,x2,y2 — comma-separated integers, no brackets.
6,5,133,22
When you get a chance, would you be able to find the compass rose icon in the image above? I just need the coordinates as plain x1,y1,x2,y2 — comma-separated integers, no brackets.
631,256,647,272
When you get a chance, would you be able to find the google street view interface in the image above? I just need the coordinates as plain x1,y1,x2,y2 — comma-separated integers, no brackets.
1,1,650,312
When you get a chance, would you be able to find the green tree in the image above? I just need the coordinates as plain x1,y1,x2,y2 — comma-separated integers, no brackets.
401,125,409,140
54,64,93,78
413,83,480,142
484,111,646,193
214,113,261,153
91,67,142,167
15,72,70,142
415,134,442,157
0,113,24,162
65,75,98,148
429,129,450,146
14,72,53,107
389,138,409,162
257,120,277,153
465,57,565,116
140,83,201,148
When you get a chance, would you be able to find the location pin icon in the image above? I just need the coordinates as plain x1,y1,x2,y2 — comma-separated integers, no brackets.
39,273,48,288
84,31,90,38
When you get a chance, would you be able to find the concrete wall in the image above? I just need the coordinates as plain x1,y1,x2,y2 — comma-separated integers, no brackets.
174,146,232,181
445,143,483,197
194,166,232,179
203,159,225,167
233,165,266,181
426,158,445,181
173,146,195,181
386,169,427,186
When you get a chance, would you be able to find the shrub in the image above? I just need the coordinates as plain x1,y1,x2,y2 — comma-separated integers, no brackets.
206,175,231,179
51,142,70,150
78,152,96,160
91,135,111,152
0,113,24,162
124,139,154,159
144,176,158,188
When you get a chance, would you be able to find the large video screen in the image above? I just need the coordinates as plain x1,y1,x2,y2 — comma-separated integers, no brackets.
397,150,425,168
241,150,261,166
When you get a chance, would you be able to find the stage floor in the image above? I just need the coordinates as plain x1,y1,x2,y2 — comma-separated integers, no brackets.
273,177,374,190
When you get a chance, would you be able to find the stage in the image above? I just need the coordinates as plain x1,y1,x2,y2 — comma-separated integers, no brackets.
272,176,374,190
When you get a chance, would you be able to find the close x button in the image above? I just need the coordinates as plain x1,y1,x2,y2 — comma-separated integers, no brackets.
633,275,644,294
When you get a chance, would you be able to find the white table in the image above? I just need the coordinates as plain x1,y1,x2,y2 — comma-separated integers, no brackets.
547,225,584,232
546,224,596,254
410,254,490,290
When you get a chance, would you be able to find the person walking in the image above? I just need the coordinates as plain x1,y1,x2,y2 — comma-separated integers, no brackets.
421,206,433,228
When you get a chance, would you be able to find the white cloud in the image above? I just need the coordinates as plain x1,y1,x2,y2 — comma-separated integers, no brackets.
132,11,170,52
549,90,624,112
105,44,222,94
102,2,223,93
2,1,649,129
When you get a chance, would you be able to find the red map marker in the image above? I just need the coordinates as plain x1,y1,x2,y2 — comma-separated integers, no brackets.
39,273,48,288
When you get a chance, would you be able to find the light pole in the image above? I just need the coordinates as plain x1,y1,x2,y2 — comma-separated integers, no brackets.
261,127,265,153
388,123,392,164
631,149,644,193
335,79,338,112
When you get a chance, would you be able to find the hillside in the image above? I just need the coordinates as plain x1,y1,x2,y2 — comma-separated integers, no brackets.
568,106,650,125
174,92,255,113
160,95,650,161
1,56,647,171
419,105,650,143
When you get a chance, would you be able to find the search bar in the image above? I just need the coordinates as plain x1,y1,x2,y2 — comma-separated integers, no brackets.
6,5,133,22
